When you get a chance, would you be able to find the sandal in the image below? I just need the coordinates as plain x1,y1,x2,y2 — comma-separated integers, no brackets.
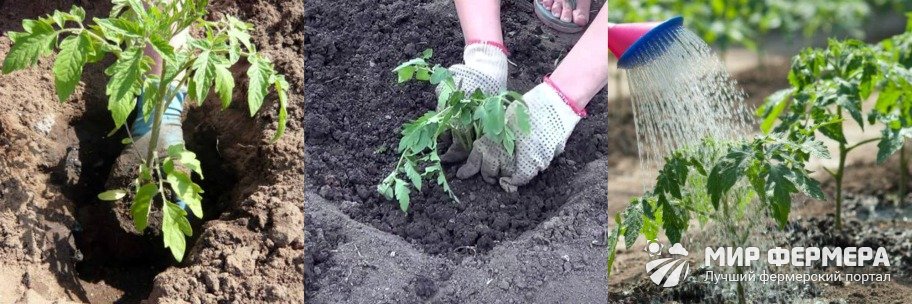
534,0,586,33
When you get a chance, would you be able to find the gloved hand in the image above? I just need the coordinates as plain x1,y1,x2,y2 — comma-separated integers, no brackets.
456,82,583,192
106,87,188,210
437,43,509,163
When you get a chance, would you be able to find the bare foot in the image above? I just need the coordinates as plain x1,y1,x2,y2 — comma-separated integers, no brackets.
539,0,591,26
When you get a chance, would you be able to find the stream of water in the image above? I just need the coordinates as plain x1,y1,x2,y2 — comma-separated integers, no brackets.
626,26,755,179
622,26,816,302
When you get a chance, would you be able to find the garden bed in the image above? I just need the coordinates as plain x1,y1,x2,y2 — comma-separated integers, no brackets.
606,57,912,303
304,0,608,302
0,0,304,302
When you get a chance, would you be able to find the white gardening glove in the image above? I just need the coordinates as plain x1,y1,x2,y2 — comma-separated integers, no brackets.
456,82,582,192
437,43,508,163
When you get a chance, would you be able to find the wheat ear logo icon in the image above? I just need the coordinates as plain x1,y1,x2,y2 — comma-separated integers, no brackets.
644,241,691,287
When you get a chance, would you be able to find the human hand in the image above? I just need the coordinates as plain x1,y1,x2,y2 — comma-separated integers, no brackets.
456,82,582,192
437,43,509,163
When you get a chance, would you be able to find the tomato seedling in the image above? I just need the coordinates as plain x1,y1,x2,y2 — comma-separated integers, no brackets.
759,22,912,228
377,49,530,212
606,133,825,303
2,0,289,261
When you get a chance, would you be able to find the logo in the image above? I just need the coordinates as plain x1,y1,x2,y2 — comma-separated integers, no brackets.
644,241,691,287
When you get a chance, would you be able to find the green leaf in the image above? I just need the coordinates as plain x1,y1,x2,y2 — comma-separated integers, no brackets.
271,74,289,142
162,200,191,262
606,213,622,278
97,189,127,201
757,88,792,134
766,164,797,228
502,128,515,156
246,54,273,116
52,33,92,102
167,144,204,178
190,50,216,104
707,145,752,209
429,66,450,85
149,33,175,61
622,204,643,249
415,68,430,81
104,46,148,131
482,97,504,136
166,170,204,218
818,122,846,144
2,20,57,74
394,178,411,212
514,102,532,134
130,183,157,232
213,63,234,109
403,160,422,191
877,128,905,163
659,195,687,244
787,169,824,200
396,66,415,83
421,48,433,59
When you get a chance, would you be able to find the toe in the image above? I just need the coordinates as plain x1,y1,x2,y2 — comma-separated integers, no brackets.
572,9,588,26
560,3,573,22
550,1,562,17
572,0,591,26
542,0,553,8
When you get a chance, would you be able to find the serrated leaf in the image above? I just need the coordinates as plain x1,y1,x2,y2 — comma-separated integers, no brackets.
658,195,686,244
766,164,797,228
214,63,234,109
394,178,410,212
190,50,216,104
877,128,904,163
149,33,175,61
707,145,752,209
787,169,824,200
130,183,157,232
166,170,203,218
246,54,272,116
167,144,204,178
53,33,92,102
104,46,148,131
2,20,57,74
162,200,190,262
97,189,127,201
404,160,422,191
622,204,643,249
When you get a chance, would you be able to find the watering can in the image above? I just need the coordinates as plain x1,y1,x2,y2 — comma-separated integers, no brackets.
608,16,684,69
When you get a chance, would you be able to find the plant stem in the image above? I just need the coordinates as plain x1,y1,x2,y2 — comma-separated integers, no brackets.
900,145,908,206
144,64,171,166
835,143,846,230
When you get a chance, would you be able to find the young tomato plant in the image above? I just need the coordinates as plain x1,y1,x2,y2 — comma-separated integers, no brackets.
377,49,530,212
757,39,879,230
759,25,912,227
607,133,826,303
869,20,912,203
2,0,289,261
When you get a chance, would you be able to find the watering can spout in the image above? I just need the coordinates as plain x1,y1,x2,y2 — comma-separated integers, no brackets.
608,16,684,69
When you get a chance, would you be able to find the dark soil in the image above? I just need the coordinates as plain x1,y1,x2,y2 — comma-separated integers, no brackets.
305,0,608,302
305,0,608,256
0,0,304,302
